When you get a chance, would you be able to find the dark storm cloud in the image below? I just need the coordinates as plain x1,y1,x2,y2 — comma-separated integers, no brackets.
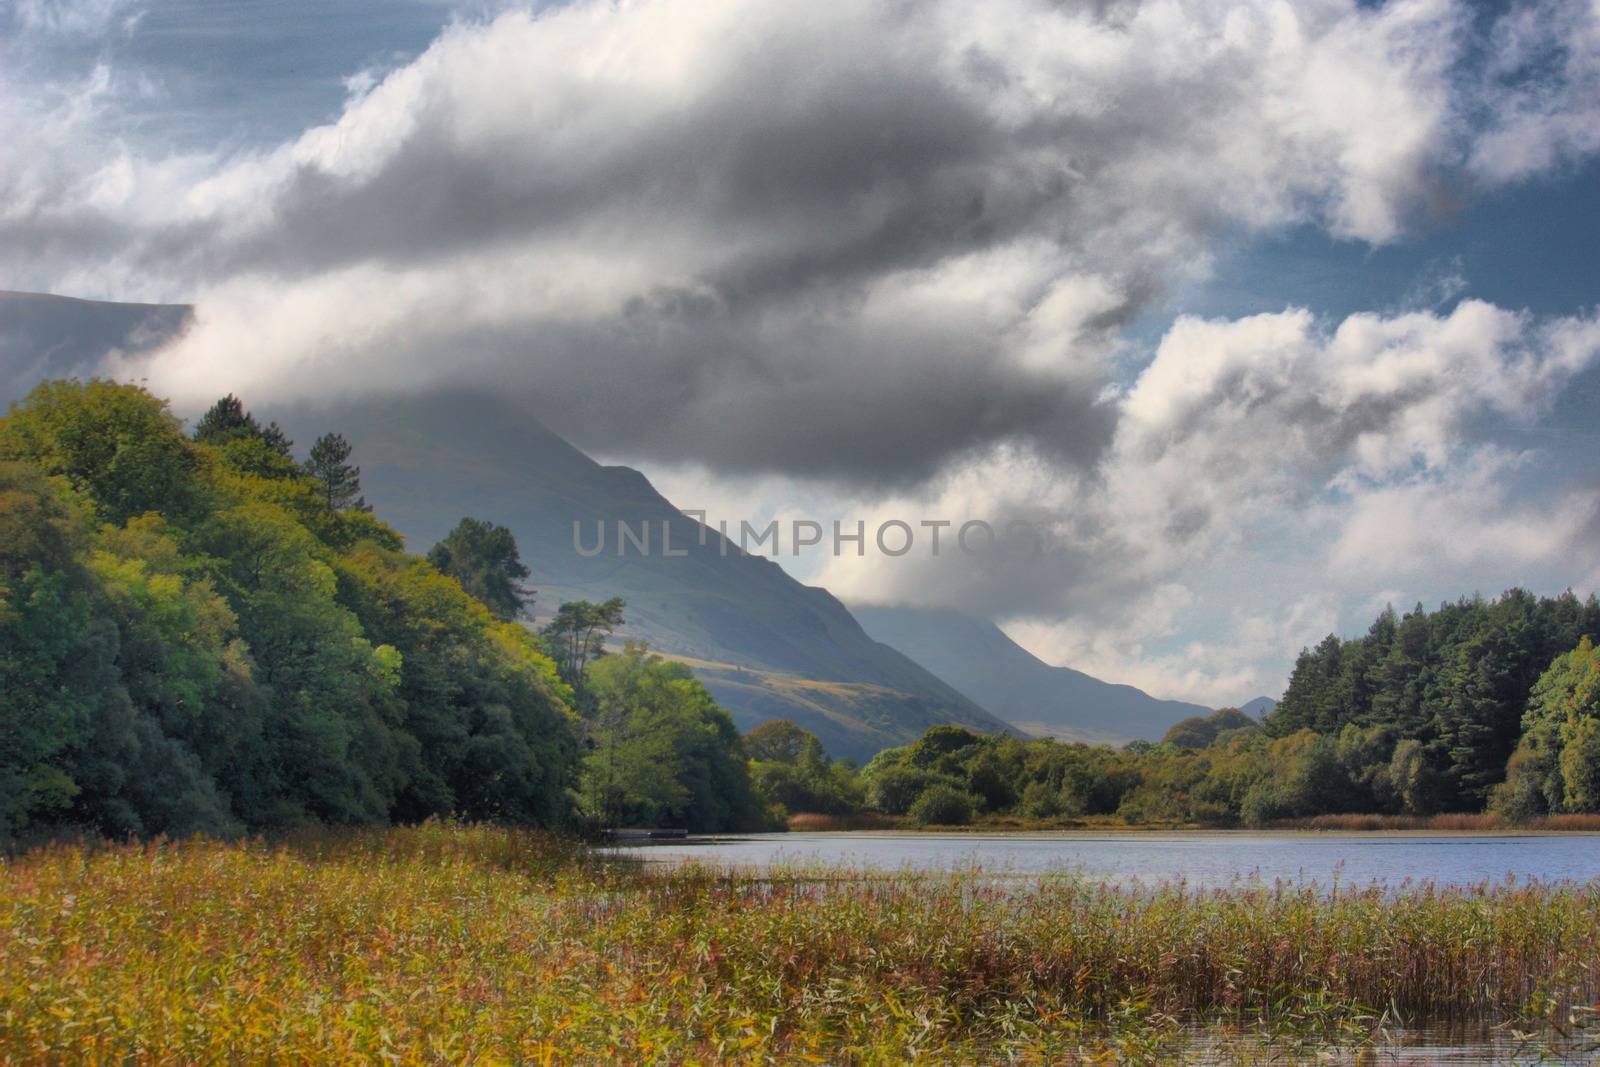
9,0,1588,488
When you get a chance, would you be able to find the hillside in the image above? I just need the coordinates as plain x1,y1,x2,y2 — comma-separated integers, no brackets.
0,290,191,405
265,391,1014,761
849,605,1211,744
1238,696,1278,718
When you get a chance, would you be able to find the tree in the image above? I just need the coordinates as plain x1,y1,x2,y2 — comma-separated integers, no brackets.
0,380,582,842
744,719,816,764
192,394,293,457
1163,707,1258,750
427,517,534,622
542,597,626,686
909,783,975,826
0,379,201,525
1498,637,1600,818
304,433,368,511
744,720,862,817
578,643,761,832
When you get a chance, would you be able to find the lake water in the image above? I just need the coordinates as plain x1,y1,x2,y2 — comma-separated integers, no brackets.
608,830,1600,887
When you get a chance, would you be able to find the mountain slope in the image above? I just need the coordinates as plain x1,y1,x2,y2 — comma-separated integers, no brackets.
265,392,1017,761
0,290,191,407
1238,696,1278,718
850,604,1211,744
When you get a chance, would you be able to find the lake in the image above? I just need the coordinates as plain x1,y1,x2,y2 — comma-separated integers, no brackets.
607,830,1600,887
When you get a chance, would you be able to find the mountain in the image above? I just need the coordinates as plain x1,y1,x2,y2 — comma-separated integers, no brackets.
266,391,1016,760
1238,696,1278,718
849,604,1211,745
0,290,191,406
0,291,1014,761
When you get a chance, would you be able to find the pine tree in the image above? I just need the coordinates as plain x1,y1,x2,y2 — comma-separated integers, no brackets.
192,394,293,458
304,433,367,511
192,394,252,444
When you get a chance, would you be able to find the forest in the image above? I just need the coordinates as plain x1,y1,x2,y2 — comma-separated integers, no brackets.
749,591,1600,828
3,379,1599,847
0,380,771,846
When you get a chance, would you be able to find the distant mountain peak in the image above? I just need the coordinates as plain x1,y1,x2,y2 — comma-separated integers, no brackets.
1237,696,1278,718
849,603,1211,744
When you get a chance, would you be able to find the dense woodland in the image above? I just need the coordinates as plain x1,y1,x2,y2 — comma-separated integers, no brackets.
0,380,768,845
758,592,1600,828
3,380,1599,846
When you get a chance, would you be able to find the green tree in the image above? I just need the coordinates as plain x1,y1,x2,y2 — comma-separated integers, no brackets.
192,394,292,456
579,644,760,832
0,380,200,525
909,783,975,826
1497,637,1600,818
334,542,575,827
304,433,368,512
745,720,862,816
1163,707,1258,750
542,597,626,686
744,719,816,764
428,517,534,622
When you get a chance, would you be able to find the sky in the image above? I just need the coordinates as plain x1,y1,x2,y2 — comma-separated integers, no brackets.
2,0,1598,705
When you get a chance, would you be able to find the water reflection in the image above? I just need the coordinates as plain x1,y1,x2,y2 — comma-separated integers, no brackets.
609,830,1600,888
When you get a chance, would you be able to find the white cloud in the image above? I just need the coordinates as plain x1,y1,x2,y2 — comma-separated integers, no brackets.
1468,0,1600,184
1329,448,1600,578
818,298,1600,697
11,0,142,36
1005,591,1341,707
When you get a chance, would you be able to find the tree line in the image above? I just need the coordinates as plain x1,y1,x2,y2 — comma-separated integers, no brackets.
0,380,773,847
5,380,1597,845
741,593,1600,828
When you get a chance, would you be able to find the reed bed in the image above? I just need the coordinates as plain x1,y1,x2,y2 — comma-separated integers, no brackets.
1,822,1597,1063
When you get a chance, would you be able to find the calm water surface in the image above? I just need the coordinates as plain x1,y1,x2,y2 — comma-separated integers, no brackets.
610,830,1600,887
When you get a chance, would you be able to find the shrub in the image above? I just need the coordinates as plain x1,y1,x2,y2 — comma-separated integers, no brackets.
909,784,974,826
1019,779,1064,819
869,765,935,814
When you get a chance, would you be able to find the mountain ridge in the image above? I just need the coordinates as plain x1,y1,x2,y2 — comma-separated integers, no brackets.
261,390,1017,760
849,604,1213,744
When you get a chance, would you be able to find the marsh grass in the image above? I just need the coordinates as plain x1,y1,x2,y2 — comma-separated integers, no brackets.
2,821,1598,1063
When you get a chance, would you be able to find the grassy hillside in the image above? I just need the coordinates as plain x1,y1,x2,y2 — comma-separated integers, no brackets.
0,291,191,407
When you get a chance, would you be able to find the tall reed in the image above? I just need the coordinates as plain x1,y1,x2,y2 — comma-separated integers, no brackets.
1,822,1595,1062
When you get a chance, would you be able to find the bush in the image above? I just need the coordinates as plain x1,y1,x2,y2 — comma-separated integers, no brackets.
869,766,934,814
909,784,974,826
1018,780,1063,819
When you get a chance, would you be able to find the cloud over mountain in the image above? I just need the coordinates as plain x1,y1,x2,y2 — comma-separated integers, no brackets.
7,0,1567,483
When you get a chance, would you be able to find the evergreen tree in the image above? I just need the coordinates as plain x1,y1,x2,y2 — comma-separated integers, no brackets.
542,597,626,687
192,394,292,458
304,433,368,511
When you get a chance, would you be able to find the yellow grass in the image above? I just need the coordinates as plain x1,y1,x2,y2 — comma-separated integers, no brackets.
2,821,1598,1063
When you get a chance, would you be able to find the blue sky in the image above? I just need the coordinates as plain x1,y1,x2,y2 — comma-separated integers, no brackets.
3,0,1597,703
